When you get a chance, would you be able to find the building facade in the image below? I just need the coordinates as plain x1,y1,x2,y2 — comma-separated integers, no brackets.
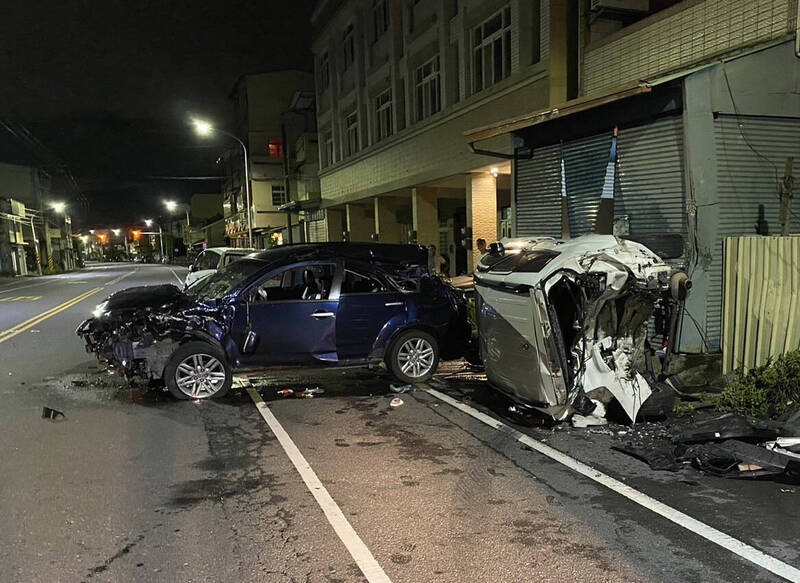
464,0,799,353
222,71,316,248
311,0,550,274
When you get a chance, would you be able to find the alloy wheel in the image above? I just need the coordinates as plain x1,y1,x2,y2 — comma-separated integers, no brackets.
396,337,435,379
174,353,227,398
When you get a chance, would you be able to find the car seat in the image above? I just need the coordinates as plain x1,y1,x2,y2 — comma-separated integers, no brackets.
301,269,321,300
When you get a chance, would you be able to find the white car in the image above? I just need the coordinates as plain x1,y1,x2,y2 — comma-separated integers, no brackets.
185,247,256,288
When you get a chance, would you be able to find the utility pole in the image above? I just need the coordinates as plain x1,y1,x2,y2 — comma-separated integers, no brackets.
281,121,293,244
780,157,795,236
29,215,42,275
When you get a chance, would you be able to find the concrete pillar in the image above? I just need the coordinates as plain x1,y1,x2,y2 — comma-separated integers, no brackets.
549,1,569,105
467,172,497,272
411,186,439,248
326,208,346,242
346,202,374,242
374,197,403,243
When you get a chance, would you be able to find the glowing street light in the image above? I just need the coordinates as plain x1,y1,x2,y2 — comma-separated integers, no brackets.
192,118,252,247
112,229,121,236
51,202,66,213
144,219,153,227
164,200,178,212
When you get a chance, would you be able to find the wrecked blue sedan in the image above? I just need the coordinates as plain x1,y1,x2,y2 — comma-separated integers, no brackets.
76,243,469,399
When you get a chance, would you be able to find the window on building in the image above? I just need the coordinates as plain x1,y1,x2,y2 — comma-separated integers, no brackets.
372,0,389,42
267,138,284,159
343,25,355,70
323,130,334,167
374,89,393,142
272,184,287,207
344,111,359,156
473,6,511,93
320,52,330,90
414,55,441,122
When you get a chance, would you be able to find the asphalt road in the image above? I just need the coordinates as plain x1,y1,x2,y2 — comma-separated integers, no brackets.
0,263,797,582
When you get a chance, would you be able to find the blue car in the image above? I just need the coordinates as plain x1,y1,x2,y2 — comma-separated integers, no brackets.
77,243,469,399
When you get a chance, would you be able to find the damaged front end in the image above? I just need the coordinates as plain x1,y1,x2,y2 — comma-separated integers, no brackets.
76,284,228,381
475,235,691,423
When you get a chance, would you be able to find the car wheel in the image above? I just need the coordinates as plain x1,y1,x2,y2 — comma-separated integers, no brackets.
164,341,232,400
387,330,439,384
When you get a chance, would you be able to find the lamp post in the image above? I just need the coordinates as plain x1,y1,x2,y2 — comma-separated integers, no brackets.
192,119,253,247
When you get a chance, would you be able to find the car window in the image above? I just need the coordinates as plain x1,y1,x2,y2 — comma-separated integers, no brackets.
185,258,265,300
196,251,219,271
254,263,336,302
341,269,387,294
222,252,245,266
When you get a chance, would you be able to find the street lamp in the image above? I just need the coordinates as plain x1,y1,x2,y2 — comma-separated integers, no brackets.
145,218,165,261
50,202,66,213
144,219,153,228
192,118,253,247
164,199,190,226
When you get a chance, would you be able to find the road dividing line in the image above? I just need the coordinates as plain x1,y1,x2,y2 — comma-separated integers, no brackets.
0,287,104,344
246,389,393,583
105,270,136,286
169,268,184,286
424,387,800,583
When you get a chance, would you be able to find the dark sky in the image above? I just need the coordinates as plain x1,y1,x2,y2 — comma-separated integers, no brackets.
0,0,316,226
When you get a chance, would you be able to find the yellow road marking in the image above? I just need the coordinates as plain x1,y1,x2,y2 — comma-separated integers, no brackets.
0,295,42,302
0,287,104,344
105,270,136,286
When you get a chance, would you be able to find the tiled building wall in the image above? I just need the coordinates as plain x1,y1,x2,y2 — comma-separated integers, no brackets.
583,0,794,94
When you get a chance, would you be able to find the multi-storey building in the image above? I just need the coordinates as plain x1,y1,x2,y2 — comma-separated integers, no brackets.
313,0,799,355
222,71,316,248
311,0,551,275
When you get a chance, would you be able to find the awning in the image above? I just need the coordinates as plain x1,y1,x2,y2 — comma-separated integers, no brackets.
463,81,651,145
278,198,321,213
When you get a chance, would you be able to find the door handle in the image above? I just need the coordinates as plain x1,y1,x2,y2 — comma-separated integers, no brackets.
384,302,404,307
311,311,335,319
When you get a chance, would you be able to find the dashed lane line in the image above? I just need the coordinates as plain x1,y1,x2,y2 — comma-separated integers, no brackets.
0,287,104,344
423,387,800,583
246,389,393,583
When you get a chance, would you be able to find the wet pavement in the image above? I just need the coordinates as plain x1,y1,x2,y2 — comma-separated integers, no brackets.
0,263,798,582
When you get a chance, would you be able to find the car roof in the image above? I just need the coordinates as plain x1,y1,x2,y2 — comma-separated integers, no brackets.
248,242,429,268
203,247,256,254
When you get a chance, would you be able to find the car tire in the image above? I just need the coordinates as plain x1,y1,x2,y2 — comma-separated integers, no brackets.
164,341,232,400
387,329,440,384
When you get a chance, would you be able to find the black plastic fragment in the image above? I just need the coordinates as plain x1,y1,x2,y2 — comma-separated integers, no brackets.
612,443,682,471
42,407,65,420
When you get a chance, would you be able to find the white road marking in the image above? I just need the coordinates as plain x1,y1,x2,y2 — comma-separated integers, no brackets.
246,389,393,583
0,279,55,295
169,268,184,286
424,387,800,583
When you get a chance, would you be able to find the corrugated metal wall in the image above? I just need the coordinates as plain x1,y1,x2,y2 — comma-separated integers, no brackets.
617,116,687,238
563,134,613,236
709,115,800,349
722,236,800,374
514,144,562,238
515,116,686,242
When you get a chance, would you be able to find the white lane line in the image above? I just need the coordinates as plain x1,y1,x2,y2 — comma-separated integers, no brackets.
169,268,184,286
246,389,392,583
423,387,800,583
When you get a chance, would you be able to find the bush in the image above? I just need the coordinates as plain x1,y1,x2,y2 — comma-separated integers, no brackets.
716,349,800,418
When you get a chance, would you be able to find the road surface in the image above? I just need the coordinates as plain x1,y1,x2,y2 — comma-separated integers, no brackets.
0,263,797,582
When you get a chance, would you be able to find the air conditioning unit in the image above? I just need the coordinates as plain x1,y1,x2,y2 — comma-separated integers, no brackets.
590,0,649,12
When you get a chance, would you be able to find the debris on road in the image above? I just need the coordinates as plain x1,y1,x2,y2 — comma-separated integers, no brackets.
276,389,294,397
390,397,404,407
390,384,413,394
41,406,65,421
572,400,608,428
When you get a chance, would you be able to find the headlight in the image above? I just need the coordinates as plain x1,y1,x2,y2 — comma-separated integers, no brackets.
92,301,109,318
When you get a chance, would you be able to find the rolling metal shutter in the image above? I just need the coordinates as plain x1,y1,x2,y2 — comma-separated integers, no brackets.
616,116,686,238
709,115,800,350
514,143,561,238
563,133,613,236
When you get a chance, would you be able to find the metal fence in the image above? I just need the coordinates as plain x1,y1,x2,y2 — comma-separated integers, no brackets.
722,235,800,374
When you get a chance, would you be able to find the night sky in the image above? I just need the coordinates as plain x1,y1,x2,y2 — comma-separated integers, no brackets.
1,0,316,226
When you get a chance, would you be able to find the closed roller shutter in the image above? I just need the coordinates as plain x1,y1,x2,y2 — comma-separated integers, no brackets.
514,143,561,238
709,115,800,349
563,133,612,236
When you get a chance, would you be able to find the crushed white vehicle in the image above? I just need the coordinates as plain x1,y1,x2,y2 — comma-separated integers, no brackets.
474,234,691,423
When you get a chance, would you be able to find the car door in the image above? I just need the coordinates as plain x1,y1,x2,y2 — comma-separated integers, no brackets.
235,261,341,366
335,264,407,359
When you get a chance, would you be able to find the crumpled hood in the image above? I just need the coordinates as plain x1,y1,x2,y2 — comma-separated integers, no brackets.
96,284,189,315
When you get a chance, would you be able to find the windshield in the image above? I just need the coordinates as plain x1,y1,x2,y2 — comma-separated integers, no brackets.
185,258,265,300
